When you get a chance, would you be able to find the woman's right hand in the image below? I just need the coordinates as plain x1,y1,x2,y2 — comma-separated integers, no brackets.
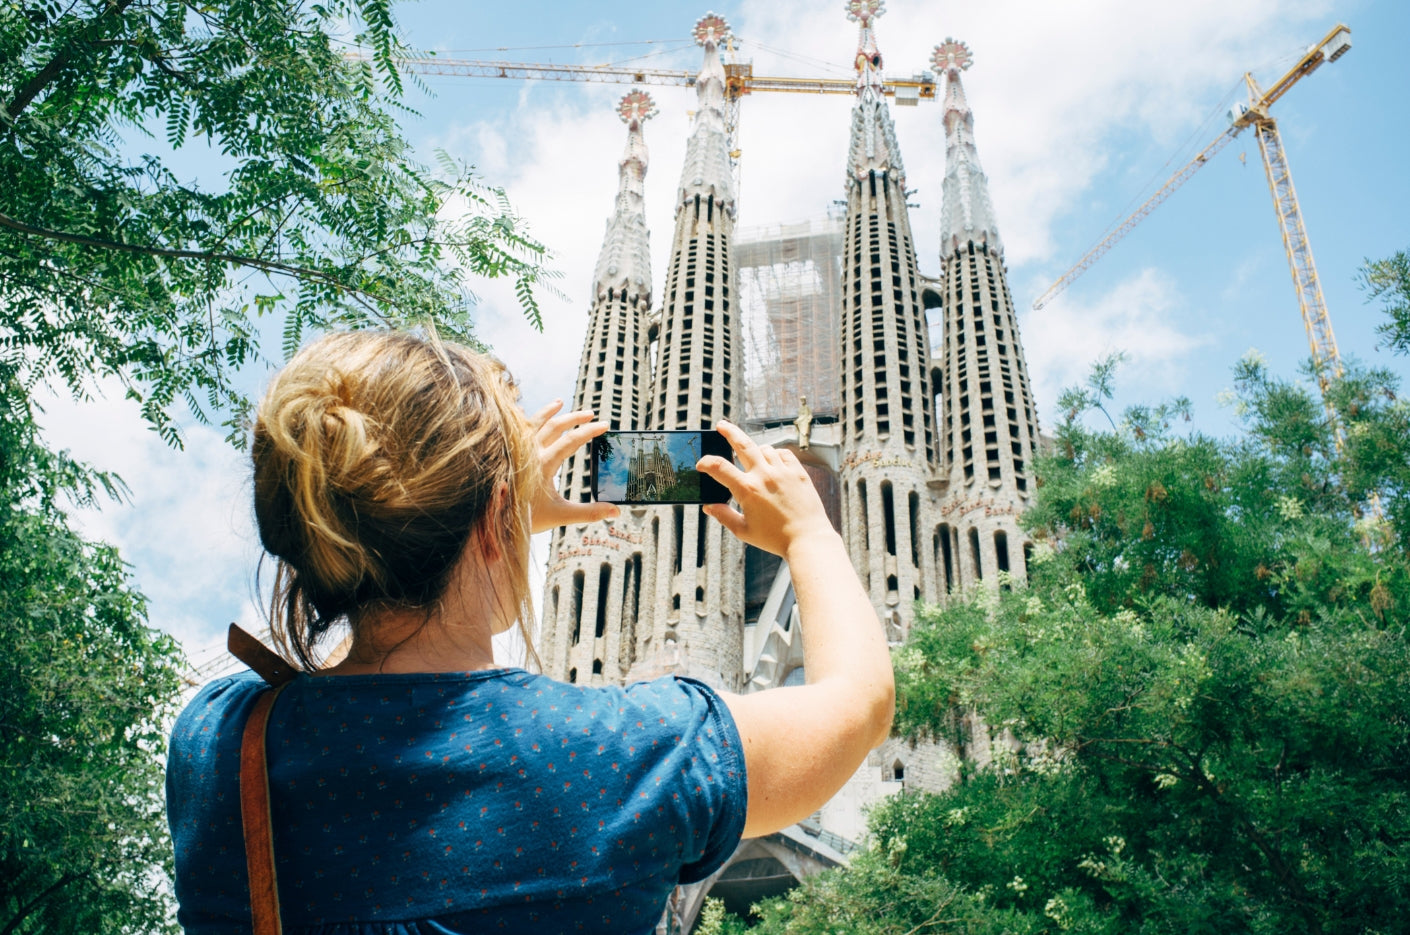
695,420,835,559
699,419,894,840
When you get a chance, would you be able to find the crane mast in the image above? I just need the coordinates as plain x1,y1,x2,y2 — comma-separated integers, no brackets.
1237,68,1344,397
1032,25,1352,404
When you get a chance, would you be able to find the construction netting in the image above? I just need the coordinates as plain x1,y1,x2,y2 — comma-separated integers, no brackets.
736,216,845,425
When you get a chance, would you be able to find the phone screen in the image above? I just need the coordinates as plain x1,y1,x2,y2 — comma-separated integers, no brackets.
590,430,732,504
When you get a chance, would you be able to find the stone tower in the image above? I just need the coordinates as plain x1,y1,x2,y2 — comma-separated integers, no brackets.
634,12,746,691
837,0,939,641
530,12,1048,931
930,39,1040,588
539,91,657,684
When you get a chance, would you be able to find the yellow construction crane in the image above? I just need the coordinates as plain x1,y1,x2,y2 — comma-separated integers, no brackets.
1033,24,1352,402
354,52,939,161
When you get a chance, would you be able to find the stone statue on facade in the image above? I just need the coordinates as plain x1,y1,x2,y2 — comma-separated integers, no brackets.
794,395,814,449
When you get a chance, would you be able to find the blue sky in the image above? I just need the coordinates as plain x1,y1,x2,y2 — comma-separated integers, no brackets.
39,0,1410,668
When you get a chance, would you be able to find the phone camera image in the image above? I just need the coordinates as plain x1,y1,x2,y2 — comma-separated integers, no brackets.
591,431,731,505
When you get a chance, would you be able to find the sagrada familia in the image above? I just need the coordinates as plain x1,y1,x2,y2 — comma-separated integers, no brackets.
539,4,1042,927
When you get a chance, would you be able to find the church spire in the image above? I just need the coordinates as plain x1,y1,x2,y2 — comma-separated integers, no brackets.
676,12,734,215
592,90,656,302
845,0,904,185
934,39,1002,256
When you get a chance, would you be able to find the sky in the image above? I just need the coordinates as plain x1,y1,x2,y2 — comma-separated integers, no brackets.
37,0,1410,671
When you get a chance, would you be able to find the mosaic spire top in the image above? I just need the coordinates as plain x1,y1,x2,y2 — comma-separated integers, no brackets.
934,39,1002,256
675,12,734,215
847,0,885,97
592,90,655,300
844,0,904,184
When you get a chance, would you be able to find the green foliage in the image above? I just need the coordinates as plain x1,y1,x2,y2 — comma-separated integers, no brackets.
1361,248,1410,356
712,840,1038,935
1,3,556,927
0,395,186,934
736,350,1410,935
0,0,555,444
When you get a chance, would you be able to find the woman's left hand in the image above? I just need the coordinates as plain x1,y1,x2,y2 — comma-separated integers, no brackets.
526,400,620,534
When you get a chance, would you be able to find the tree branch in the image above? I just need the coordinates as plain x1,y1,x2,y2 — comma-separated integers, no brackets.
0,210,388,309
5,0,139,121
0,870,84,935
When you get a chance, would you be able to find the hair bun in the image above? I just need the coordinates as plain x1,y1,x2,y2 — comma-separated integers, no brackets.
255,373,383,602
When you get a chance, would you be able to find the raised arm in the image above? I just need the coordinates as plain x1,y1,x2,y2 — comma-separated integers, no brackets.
697,421,894,839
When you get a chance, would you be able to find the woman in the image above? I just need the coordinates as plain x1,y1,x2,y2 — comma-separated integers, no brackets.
167,330,893,934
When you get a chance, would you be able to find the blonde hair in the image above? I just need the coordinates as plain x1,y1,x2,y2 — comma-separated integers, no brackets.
252,330,537,671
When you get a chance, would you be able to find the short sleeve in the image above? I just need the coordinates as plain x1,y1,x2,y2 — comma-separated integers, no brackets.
620,675,748,884
166,672,269,930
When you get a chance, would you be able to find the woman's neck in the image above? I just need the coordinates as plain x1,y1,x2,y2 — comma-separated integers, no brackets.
319,614,500,675
320,579,508,676
314,533,514,676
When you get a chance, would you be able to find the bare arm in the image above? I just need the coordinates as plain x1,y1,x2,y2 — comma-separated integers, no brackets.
697,421,894,839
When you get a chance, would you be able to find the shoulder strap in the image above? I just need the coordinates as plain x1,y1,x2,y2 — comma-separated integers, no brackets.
241,682,290,935
228,623,298,688
229,624,298,935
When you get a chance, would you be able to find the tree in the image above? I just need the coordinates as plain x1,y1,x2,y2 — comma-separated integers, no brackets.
1361,248,1410,357
731,351,1410,934
0,393,186,934
1,0,553,443
1,2,558,929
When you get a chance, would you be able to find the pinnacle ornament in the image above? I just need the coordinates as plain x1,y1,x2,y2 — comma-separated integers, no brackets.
617,90,657,126
693,13,730,46
845,0,884,26
933,38,973,73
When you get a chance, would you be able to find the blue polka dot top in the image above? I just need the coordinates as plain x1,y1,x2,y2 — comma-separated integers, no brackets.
166,669,747,934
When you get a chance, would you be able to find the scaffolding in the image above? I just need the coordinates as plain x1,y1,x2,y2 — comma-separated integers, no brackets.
736,217,845,425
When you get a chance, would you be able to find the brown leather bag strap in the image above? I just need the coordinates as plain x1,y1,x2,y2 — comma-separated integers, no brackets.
228,624,298,688
240,682,289,935
228,625,302,934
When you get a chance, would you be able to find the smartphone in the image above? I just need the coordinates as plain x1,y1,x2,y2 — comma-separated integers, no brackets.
590,430,733,504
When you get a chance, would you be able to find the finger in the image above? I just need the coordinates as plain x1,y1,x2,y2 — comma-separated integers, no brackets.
543,419,607,466
715,419,761,470
696,454,750,493
538,408,595,443
528,398,564,432
758,444,781,466
777,447,809,478
702,502,747,538
566,500,619,523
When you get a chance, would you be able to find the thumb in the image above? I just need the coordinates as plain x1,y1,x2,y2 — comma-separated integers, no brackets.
703,503,747,540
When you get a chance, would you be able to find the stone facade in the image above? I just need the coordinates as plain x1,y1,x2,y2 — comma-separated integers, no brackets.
540,16,745,695
541,11,1043,932
929,39,1039,590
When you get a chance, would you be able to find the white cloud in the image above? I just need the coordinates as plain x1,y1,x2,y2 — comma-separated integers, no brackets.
35,384,261,661
1018,267,1210,415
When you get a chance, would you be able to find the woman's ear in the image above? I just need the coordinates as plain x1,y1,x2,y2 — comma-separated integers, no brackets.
474,482,514,565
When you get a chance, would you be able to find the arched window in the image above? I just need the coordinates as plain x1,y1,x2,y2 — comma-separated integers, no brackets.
881,481,897,557
569,570,585,645
594,563,611,639
937,524,954,592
